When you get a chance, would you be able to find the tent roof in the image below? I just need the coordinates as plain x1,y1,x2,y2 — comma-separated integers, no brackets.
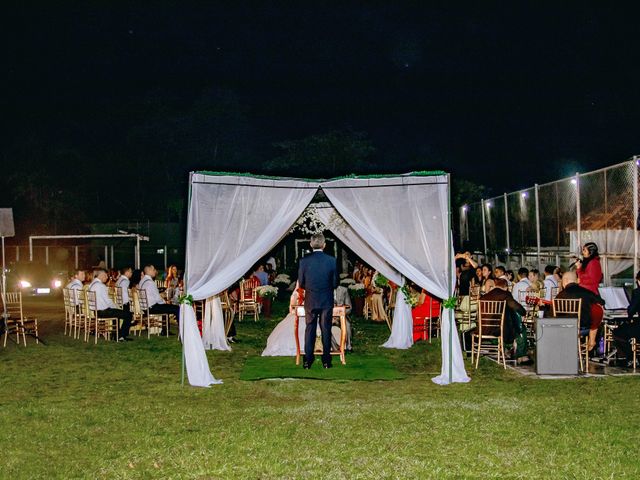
192,170,447,183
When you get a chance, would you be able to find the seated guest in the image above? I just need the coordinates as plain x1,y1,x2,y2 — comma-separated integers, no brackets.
528,269,544,292
333,285,352,351
613,271,640,366
543,265,559,301
480,264,495,294
115,267,133,312
89,269,132,341
553,266,564,288
511,267,531,308
139,265,180,331
65,269,86,306
555,271,605,350
481,278,526,357
494,266,511,287
253,264,269,286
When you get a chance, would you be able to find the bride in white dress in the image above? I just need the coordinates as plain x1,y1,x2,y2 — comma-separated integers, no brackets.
262,289,305,356
262,287,352,356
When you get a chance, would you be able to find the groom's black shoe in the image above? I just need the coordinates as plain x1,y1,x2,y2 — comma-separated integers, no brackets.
323,362,332,369
303,361,313,370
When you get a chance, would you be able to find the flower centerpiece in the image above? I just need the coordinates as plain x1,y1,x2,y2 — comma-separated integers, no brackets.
255,285,278,318
348,282,366,316
347,283,366,298
340,277,356,286
255,285,278,300
273,273,291,289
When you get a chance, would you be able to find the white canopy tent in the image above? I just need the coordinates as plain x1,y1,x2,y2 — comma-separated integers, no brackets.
180,172,470,387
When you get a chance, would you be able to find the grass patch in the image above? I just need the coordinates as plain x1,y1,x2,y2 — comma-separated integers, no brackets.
1,298,640,478
240,354,405,381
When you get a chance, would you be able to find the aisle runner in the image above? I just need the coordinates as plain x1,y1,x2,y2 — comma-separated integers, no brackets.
240,354,404,381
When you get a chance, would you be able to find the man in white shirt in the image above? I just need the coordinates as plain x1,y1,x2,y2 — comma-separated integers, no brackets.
89,269,132,341
139,265,180,330
511,267,531,308
115,267,133,311
543,265,559,301
65,270,85,306
494,266,512,287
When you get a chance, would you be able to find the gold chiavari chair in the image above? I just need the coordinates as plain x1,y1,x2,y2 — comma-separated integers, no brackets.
86,290,119,343
220,290,236,336
137,289,170,338
62,288,75,336
2,292,31,347
552,298,586,372
238,278,260,322
472,299,507,369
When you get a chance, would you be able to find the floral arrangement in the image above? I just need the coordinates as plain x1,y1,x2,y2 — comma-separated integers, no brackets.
273,273,291,288
256,285,278,300
443,296,457,310
178,293,194,306
400,284,419,308
339,273,349,279
290,206,326,234
347,283,367,298
373,272,389,288
340,278,356,286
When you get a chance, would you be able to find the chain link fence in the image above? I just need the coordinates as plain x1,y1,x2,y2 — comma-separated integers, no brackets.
459,157,639,285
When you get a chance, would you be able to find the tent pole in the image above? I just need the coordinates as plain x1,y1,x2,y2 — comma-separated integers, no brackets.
181,172,195,387
447,173,453,382
634,157,638,277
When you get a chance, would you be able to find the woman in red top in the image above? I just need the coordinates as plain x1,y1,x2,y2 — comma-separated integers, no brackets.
576,242,603,350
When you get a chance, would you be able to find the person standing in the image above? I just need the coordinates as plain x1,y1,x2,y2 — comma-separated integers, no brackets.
298,233,338,369
575,242,604,350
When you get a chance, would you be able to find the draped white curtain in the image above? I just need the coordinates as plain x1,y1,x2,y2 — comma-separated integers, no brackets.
314,203,413,349
202,296,231,351
183,174,319,386
322,175,470,384
182,172,469,387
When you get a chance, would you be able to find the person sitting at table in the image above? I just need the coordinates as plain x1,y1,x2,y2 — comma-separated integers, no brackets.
139,265,180,332
613,271,640,367
89,269,132,341
494,266,511,287
480,264,495,294
65,269,86,306
333,285,352,351
115,266,133,312
528,269,544,293
511,267,530,308
543,265,559,301
555,271,605,351
481,278,527,359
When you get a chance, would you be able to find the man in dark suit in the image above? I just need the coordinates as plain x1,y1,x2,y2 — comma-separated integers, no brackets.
298,233,338,369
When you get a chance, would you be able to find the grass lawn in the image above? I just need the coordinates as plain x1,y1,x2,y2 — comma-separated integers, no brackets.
1,299,640,479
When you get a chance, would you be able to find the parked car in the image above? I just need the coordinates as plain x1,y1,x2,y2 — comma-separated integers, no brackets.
5,262,65,296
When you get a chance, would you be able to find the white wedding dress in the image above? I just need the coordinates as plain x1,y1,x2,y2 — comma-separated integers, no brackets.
261,290,351,356
262,291,305,356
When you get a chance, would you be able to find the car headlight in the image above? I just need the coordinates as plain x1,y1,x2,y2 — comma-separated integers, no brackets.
20,280,32,288
54,280,62,288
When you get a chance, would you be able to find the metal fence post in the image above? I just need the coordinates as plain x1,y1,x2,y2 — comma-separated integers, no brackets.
534,184,541,271
504,192,510,255
75,246,79,269
576,172,581,251
481,199,488,257
634,157,639,276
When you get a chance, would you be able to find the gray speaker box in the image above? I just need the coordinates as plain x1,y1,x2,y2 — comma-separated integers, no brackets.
0,208,15,237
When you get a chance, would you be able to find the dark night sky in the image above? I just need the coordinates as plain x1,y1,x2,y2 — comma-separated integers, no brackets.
3,2,640,194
